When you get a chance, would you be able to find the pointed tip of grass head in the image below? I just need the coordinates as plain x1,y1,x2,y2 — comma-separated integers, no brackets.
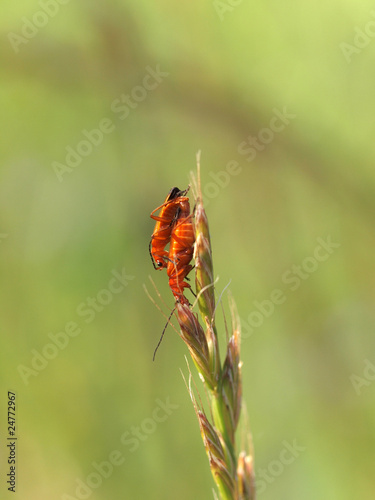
192,168,222,384
193,179,216,329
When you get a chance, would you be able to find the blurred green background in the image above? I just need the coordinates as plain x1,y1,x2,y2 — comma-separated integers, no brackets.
1,1,375,499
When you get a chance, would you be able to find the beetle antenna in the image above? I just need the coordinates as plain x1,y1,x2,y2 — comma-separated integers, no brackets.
153,305,176,361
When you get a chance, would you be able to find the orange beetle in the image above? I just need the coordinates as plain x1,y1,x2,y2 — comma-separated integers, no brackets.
149,187,188,270
166,197,195,306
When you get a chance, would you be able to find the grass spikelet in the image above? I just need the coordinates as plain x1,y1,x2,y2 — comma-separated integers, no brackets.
237,452,256,500
177,302,215,389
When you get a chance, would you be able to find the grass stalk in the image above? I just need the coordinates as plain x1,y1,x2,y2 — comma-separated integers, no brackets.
173,154,256,499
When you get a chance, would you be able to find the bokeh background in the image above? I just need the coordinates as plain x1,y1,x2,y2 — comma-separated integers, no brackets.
1,1,375,499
